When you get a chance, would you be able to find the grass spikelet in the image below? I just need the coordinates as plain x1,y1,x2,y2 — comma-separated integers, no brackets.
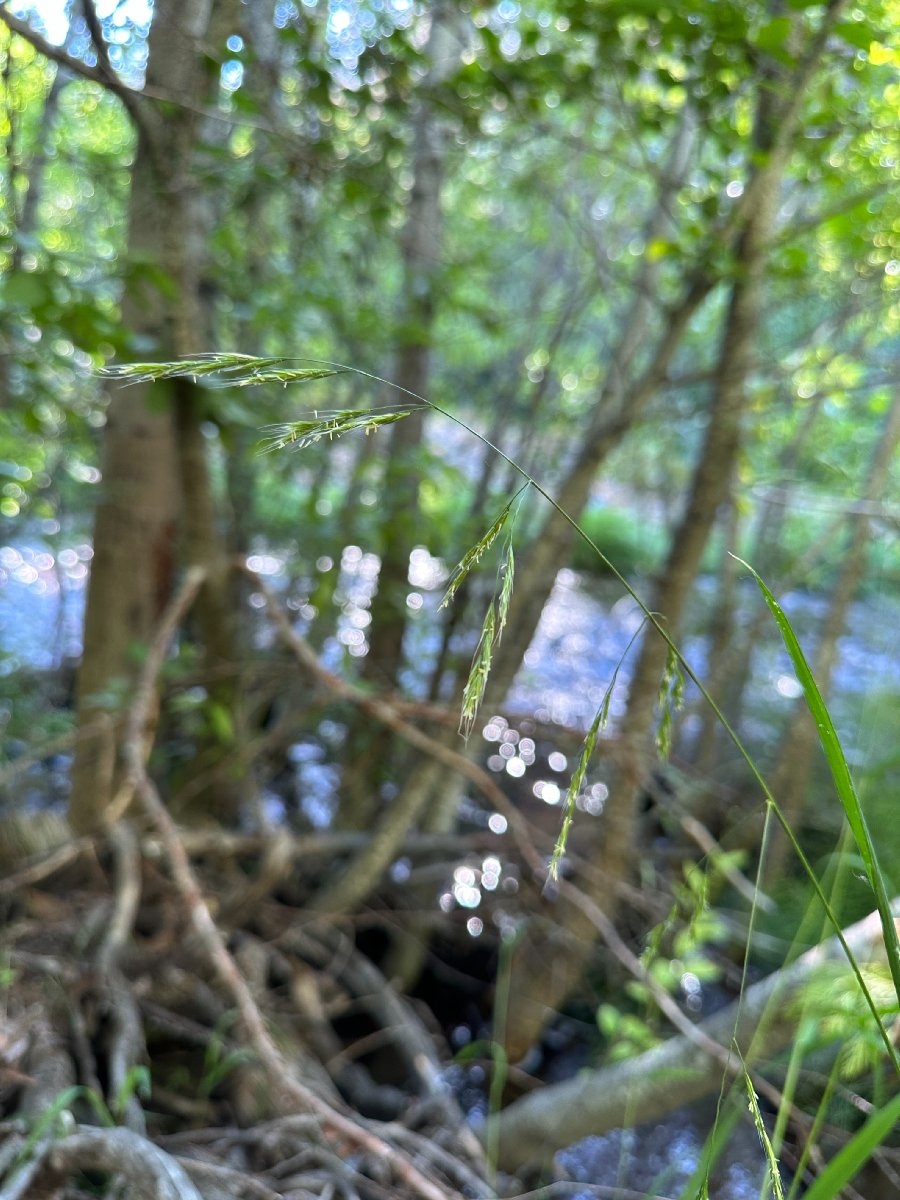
495,542,515,641
460,603,496,739
548,702,607,882
441,487,527,610
235,366,344,387
258,407,417,453
656,643,684,760
744,1068,785,1200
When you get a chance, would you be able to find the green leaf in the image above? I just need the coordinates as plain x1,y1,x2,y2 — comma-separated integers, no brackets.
754,17,793,57
801,1090,900,1200
738,559,900,1015
2,270,55,310
833,19,879,51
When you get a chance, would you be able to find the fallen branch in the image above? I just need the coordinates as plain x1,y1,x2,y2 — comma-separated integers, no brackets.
491,901,900,1172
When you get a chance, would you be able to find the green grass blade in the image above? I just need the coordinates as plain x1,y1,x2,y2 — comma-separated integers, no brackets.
800,1089,900,1200
739,559,900,1011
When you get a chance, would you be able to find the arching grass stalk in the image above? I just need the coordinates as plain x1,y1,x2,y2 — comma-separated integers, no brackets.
106,353,900,1072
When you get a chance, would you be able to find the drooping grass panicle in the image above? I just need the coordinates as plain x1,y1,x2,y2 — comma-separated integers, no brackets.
440,486,527,610
460,602,497,739
744,1066,785,1200
258,406,420,454
455,499,523,739
548,702,606,884
102,353,346,389
548,618,648,881
656,643,685,760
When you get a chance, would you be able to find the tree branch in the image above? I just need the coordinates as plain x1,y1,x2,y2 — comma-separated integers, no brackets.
490,901,900,1172
0,5,137,105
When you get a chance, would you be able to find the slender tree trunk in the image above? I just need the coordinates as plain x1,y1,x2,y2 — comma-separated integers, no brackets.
70,0,226,832
499,26,816,1057
483,112,702,710
0,61,64,408
339,2,467,829
692,391,827,786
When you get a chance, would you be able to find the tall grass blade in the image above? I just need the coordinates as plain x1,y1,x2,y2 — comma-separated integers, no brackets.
800,1088,900,1200
739,559,900,1010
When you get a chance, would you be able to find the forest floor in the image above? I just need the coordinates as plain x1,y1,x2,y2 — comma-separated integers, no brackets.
0,818,504,1200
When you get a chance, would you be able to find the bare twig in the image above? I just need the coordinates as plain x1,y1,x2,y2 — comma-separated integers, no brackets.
0,6,140,110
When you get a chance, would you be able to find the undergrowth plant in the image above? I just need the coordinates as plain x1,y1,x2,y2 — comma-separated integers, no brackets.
108,352,900,1194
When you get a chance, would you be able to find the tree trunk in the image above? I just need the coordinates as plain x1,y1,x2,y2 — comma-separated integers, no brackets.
498,30,808,1059
70,0,225,833
340,2,467,829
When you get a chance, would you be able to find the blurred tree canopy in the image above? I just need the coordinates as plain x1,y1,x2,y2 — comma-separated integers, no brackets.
0,0,899,1196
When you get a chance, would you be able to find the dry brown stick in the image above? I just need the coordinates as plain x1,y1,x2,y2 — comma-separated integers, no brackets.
120,569,463,1200
97,822,147,1134
166,827,495,861
0,838,91,894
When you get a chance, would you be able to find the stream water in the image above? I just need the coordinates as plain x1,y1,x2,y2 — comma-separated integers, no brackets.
3,530,898,1197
